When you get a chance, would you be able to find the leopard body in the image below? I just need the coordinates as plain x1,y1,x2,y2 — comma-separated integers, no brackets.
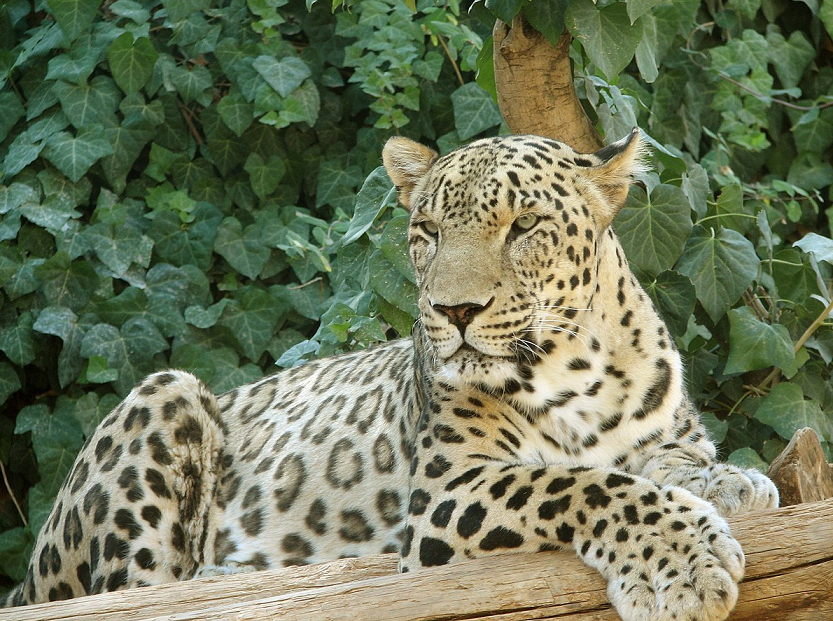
2,131,777,621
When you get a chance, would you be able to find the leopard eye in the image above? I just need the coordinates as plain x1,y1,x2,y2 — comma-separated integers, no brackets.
513,213,539,232
420,221,439,236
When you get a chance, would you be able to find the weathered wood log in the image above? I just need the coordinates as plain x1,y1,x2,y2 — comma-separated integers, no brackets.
5,499,831,621
767,427,833,506
493,15,602,151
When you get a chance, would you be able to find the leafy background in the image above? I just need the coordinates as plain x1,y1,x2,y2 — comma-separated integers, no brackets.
0,0,832,594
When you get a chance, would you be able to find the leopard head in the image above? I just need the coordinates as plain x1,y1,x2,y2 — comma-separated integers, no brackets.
382,131,646,388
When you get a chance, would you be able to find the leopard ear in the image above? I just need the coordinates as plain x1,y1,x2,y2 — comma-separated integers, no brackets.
581,128,649,225
382,137,438,210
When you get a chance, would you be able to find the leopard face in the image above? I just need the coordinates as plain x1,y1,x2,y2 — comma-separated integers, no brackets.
384,132,645,391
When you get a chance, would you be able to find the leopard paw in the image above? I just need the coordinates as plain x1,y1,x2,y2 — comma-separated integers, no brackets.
595,487,744,621
703,464,778,517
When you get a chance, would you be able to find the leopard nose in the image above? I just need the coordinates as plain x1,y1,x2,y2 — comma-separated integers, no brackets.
432,299,491,329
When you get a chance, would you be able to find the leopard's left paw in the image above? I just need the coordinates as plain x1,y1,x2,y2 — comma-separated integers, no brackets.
704,465,778,516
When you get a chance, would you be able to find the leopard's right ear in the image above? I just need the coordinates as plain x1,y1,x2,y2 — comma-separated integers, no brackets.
382,137,438,210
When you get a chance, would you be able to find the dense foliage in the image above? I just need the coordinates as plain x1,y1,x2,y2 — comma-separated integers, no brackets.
0,0,831,594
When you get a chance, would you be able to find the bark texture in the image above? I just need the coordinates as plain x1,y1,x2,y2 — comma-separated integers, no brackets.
6,498,832,621
493,15,601,152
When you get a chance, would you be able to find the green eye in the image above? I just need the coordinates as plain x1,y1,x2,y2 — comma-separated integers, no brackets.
513,214,539,231
420,221,439,236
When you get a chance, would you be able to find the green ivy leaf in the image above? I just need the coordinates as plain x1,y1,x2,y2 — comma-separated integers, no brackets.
33,306,78,342
34,251,98,311
184,299,229,329
54,76,121,129
15,403,84,496
42,125,114,183
46,0,99,41
316,160,362,211
107,33,158,94
218,286,291,360
642,270,696,337
0,183,39,216
0,311,36,367
341,167,397,247
162,0,211,22
766,29,815,89
724,307,795,375
253,55,311,97
787,153,833,189
80,317,169,395
681,163,710,218
85,355,120,383
675,225,759,323
380,215,415,283
209,348,262,392
83,222,144,276
794,232,833,264
148,203,222,271
279,80,320,127
634,14,659,83
171,64,213,103
218,92,255,137
0,362,21,406
700,411,729,444
754,383,831,442
523,2,567,47
0,528,33,582
566,0,642,81
615,185,692,276
727,447,768,473
368,248,419,318
244,153,285,200
0,92,25,144
100,117,157,191
485,0,524,22
214,217,270,279
450,82,502,140
626,0,665,23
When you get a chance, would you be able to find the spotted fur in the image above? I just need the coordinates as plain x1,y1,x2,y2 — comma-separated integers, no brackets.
3,131,777,621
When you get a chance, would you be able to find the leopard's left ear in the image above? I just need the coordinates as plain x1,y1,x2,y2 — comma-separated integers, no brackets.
581,128,649,225
382,137,438,210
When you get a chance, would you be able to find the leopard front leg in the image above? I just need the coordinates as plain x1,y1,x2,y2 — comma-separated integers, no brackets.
403,460,744,621
640,442,778,517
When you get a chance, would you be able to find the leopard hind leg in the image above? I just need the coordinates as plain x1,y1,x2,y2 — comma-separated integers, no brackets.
2,370,225,606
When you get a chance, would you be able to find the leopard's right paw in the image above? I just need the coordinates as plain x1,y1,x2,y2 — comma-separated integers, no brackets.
592,487,743,621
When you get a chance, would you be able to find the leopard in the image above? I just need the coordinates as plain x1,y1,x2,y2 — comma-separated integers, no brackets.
2,129,778,621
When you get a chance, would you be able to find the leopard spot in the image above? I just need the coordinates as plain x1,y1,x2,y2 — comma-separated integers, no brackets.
419,537,454,567
326,439,363,491
376,489,402,526
62,506,83,551
372,434,396,473
275,454,307,511
430,499,456,528
240,507,263,537
457,502,487,539
339,510,374,542
305,498,327,535
479,526,524,550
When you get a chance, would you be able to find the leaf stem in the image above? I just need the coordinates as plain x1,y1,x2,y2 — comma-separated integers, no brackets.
436,34,464,86
760,295,833,388
695,212,758,225
0,461,27,528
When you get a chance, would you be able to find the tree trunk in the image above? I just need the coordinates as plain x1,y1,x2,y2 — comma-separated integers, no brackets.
6,498,832,621
493,15,601,152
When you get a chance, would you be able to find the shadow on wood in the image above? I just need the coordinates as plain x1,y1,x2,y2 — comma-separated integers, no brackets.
4,498,831,621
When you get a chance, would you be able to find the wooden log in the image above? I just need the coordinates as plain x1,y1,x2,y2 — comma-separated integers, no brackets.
493,16,602,152
767,427,833,506
4,499,831,621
